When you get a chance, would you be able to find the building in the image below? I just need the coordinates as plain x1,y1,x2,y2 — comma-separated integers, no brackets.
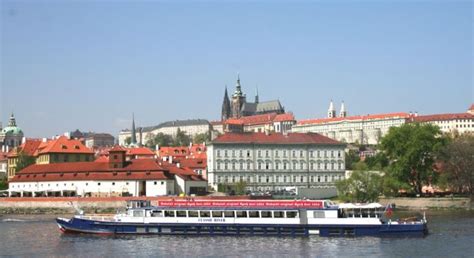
409,104,474,134
221,75,285,120
126,147,156,160
34,136,95,165
0,149,8,180
8,146,207,197
207,132,346,192
223,112,296,134
6,139,42,180
0,113,24,149
85,133,115,148
118,117,211,146
292,101,411,145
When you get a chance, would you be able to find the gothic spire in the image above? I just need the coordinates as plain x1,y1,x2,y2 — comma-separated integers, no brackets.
234,73,243,96
131,113,137,145
221,86,231,121
255,85,259,104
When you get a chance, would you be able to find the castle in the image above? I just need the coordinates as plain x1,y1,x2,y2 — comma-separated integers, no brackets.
221,75,285,121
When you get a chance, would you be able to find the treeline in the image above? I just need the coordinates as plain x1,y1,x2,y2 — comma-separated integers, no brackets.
338,123,474,202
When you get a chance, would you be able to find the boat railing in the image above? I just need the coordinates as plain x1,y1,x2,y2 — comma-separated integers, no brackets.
78,214,115,221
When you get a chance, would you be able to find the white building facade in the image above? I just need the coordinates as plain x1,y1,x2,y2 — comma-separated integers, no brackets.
207,132,346,192
411,106,474,134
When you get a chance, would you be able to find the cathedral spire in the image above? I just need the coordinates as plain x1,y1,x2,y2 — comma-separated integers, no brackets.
328,100,336,118
221,86,231,121
339,101,347,118
255,85,259,104
234,73,243,96
131,113,137,145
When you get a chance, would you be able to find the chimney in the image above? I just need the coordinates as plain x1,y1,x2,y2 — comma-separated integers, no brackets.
169,156,173,164
155,144,159,151
22,137,26,144
6,146,9,152
177,163,181,168
42,138,47,142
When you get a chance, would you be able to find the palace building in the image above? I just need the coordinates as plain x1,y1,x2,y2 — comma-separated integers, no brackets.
207,132,346,192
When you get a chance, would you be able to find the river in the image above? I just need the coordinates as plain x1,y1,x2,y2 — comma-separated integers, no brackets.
0,211,472,257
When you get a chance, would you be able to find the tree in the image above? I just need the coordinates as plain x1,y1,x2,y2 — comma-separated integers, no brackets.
336,162,382,202
380,123,446,194
15,152,36,173
124,137,131,145
173,128,191,147
235,180,247,195
152,133,173,147
365,152,389,170
439,134,474,197
345,149,360,170
193,131,211,144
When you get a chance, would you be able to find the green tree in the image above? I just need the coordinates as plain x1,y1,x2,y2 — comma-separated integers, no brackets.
380,123,446,194
152,133,173,147
124,137,131,145
173,128,191,146
193,131,211,144
439,134,474,196
365,152,389,170
345,149,360,170
235,180,247,195
336,162,382,202
16,152,36,173
0,178,8,190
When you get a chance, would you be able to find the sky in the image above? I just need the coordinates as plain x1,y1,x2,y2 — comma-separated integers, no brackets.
1,0,472,138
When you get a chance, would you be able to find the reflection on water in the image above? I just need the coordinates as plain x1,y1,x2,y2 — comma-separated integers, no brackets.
0,211,473,257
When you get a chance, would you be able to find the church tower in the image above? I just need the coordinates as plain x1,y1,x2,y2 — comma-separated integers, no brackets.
231,74,246,118
221,86,231,121
255,86,259,104
327,100,336,118
339,101,347,118
130,113,137,146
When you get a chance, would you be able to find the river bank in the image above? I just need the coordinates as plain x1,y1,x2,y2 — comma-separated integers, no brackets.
0,196,471,214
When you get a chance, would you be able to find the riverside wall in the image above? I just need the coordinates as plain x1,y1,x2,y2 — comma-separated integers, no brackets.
379,197,472,210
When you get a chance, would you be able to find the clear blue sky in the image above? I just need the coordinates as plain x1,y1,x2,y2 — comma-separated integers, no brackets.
1,0,472,138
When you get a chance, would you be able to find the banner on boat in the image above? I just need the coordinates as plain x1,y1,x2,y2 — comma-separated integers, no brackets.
157,200,324,208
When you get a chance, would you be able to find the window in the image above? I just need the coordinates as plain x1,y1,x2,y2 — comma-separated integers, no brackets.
274,211,284,218
112,182,115,186
265,150,269,157
224,211,235,218
292,150,296,157
261,211,272,218
286,211,298,218
232,150,235,157
212,211,223,217
177,211,187,217
300,151,303,158
224,150,228,157
258,150,262,157
249,211,260,218
217,150,221,157
97,182,101,186
188,211,199,217
165,210,175,217
200,211,210,217
236,211,247,218
154,181,157,185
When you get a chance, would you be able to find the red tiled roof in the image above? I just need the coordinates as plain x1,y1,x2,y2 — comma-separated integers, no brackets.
6,139,42,158
179,158,207,169
297,112,411,125
412,113,474,122
225,119,244,125
159,147,189,157
239,113,277,125
212,132,343,145
468,104,474,111
0,151,8,161
274,113,295,122
126,147,155,156
36,136,94,155
94,156,109,162
10,171,170,182
109,145,127,152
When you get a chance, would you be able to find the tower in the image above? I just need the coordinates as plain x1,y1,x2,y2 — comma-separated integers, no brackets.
231,74,246,118
255,86,259,104
221,86,231,121
8,113,16,127
327,100,336,118
339,101,347,118
131,113,137,145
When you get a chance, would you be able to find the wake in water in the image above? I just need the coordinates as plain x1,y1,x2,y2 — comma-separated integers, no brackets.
2,218,29,222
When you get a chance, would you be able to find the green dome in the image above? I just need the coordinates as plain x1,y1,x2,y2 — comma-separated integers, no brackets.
1,126,23,135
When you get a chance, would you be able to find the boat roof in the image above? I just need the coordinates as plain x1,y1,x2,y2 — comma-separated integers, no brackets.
338,203,383,209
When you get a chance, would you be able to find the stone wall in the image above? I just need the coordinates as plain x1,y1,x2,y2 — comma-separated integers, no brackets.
379,197,471,210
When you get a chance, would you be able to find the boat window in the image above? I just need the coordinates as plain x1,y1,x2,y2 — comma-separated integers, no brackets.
200,211,210,218
286,211,298,218
248,211,260,218
212,211,223,218
314,211,325,218
188,211,199,217
133,210,144,217
164,210,175,217
236,211,247,218
261,211,272,218
224,211,235,218
151,211,163,217
273,211,284,218
176,211,187,217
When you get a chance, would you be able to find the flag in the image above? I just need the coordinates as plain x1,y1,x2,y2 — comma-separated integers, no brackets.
385,204,393,218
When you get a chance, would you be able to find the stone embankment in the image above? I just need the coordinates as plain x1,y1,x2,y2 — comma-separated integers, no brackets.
380,197,471,210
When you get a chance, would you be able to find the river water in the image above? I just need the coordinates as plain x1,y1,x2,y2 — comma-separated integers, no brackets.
0,211,472,257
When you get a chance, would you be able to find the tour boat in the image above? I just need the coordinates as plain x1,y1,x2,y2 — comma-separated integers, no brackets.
56,199,428,237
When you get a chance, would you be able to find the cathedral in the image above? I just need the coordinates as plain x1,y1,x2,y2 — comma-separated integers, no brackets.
221,75,285,120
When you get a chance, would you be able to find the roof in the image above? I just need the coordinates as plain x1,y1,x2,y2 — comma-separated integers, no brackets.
468,104,474,111
35,136,94,155
273,113,295,122
6,139,42,158
127,147,155,156
212,132,343,145
412,113,474,123
159,147,189,157
86,133,114,139
179,158,207,169
297,112,411,125
137,119,210,133
109,145,127,152
10,171,170,182
255,100,283,113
